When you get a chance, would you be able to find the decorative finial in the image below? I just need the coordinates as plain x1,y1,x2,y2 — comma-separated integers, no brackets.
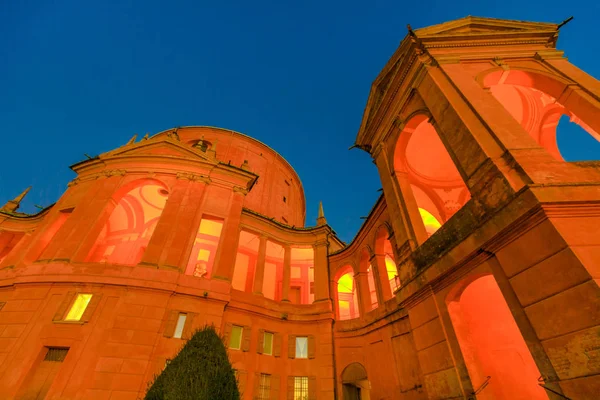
142,133,149,140
317,201,327,226
126,134,137,145
1,187,31,213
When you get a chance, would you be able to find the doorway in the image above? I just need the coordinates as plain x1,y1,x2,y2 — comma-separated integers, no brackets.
341,363,370,400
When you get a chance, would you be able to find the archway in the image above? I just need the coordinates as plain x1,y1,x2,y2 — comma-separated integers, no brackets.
447,275,547,399
483,69,600,161
335,265,359,320
393,114,471,238
341,362,370,400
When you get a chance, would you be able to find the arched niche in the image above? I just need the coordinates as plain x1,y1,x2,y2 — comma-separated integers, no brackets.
335,265,359,321
447,274,547,400
393,114,470,238
482,69,600,161
87,179,169,265
341,362,370,400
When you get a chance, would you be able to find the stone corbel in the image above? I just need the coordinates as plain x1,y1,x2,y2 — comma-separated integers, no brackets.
232,186,249,196
492,57,510,71
176,172,211,184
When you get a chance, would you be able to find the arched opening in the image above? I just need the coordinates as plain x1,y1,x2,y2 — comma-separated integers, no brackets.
394,115,470,238
87,181,168,265
359,249,378,311
184,215,224,279
447,275,547,400
341,362,370,400
335,265,359,320
484,69,600,161
374,226,400,295
232,231,259,292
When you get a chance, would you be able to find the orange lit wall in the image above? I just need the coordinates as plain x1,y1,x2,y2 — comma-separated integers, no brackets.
448,275,546,400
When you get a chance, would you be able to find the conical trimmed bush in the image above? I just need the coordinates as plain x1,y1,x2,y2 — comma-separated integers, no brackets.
145,325,240,400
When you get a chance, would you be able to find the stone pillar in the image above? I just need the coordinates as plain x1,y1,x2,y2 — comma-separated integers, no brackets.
313,239,330,302
281,245,291,302
252,235,268,295
212,187,246,281
373,145,425,247
355,271,372,316
158,178,208,270
58,174,126,262
371,253,393,302
140,179,190,267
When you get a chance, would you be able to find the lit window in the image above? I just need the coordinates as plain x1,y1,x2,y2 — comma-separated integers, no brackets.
294,376,308,400
258,373,271,400
64,294,93,321
295,337,308,359
185,216,224,279
173,313,187,339
263,332,273,355
230,325,243,350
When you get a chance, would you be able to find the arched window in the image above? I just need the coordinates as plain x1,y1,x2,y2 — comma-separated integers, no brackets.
336,266,359,320
484,69,600,161
184,216,224,279
394,115,470,238
87,181,168,265
232,231,259,291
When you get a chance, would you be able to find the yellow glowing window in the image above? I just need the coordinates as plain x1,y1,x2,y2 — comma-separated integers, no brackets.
197,249,210,262
294,376,308,399
337,273,353,293
230,325,243,350
64,294,93,321
419,208,442,235
263,332,273,355
199,218,223,237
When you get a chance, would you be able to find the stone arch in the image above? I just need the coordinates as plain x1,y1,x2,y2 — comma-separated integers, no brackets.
478,67,600,160
446,273,547,400
341,362,370,400
391,113,470,239
335,264,360,321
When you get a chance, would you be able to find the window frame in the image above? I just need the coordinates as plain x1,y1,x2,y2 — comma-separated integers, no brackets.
295,336,308,359
173,313,187,339
64,293,93,322
229,325,243,350
263,331,274,356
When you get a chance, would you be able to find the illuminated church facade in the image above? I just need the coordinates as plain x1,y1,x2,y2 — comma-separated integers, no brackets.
1,16,600,400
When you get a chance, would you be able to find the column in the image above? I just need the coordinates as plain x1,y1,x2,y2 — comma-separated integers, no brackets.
354,271,372,316
60,175,125,262
313,239,330,302
252,235,268,295
211,187,246,281
140,179,189,267
281,245,291,302
394,169,428,245
159,179,208,270
371,253,393,302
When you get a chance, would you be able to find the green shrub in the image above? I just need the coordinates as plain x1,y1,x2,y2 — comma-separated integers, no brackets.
145,325,240,400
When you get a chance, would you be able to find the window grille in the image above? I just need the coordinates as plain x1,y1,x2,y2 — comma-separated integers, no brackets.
258,373,271,400
294,376,308,400
44,348,68,362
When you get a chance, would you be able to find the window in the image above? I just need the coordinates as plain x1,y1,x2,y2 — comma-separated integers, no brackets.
173,313,187,339
294,377,308,400
258,373,271,400
15,347,69,399
230,325,243,350
64,294,92,321
295,337,308,359
185,216,224,279
263,332,274,355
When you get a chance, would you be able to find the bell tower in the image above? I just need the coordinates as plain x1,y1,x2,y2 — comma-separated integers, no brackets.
356,16,600,399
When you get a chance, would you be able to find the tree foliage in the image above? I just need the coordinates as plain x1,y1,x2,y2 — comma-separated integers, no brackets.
145,325,240,400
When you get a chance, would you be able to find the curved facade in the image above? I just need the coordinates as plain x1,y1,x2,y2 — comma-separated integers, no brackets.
1,16,600,400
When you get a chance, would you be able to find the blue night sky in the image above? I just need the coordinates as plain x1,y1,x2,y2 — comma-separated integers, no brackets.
1,0,599,243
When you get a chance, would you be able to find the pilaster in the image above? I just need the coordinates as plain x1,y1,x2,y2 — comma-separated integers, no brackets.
252,235,268,295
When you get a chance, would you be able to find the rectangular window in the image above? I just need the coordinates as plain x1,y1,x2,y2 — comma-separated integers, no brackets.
229,325,243,350
185,216,224,279
64,294,93,321
258,373,271,400
263,332,274,355
15,347,69,399
295,337,308,359
173,313,187,339
294,376,308,400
